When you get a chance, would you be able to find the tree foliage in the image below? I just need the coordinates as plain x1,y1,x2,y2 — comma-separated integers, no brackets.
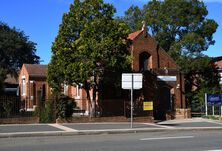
48,0,131,116
0,22,40,75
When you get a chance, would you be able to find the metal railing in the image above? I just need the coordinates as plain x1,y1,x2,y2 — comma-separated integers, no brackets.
0,95,33,118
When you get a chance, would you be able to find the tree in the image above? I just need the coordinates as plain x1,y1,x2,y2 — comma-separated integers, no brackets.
120,5,143,32
122,0,219,109
0,22,40,80
184,56,221,111
48,0,131,117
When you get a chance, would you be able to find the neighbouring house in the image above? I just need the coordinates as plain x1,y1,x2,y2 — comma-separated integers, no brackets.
213,56,222,86
3,74,19,96
62,83,91,115
19,64,90,113
19,64,50,111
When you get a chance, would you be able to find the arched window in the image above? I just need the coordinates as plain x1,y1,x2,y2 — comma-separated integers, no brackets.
139,52,151,72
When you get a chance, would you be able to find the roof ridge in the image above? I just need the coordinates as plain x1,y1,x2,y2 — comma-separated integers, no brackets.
128,30,143,40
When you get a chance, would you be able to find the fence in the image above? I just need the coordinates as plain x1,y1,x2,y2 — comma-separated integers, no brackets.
0,96,54,118
0,96,59,124
0,95,33,119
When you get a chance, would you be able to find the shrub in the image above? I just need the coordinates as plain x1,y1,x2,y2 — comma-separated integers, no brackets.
57,95,76,118
34,101,54,123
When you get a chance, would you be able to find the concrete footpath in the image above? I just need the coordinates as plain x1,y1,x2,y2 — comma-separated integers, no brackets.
1,118,222,138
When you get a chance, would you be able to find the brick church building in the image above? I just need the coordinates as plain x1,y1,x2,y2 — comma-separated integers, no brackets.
125,27,188,120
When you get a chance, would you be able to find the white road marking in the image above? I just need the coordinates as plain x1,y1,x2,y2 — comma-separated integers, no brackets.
48,124,78,132
206,150,222,151
140,135,194,141
143,123,175,128
207,120,222,125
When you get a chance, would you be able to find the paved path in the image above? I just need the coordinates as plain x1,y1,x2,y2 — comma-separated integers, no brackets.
0,118,222,138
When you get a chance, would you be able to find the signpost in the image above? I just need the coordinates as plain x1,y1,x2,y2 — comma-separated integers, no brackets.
122,73,142,128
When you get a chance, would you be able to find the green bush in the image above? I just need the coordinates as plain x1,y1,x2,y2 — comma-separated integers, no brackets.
57,95,76,118
202,115,219,120
34,101,54,123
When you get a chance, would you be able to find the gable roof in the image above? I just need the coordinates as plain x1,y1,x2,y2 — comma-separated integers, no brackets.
128,30,143,40
24,64,48,77
128,30,178,68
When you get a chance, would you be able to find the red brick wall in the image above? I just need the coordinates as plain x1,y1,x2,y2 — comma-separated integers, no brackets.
128,30,186,120
19,65,50,110
130,32,177,71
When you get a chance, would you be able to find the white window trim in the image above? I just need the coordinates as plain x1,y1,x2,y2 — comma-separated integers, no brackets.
22,78,26,96
64,83,68,95
75,84,81,99
219,72,222,84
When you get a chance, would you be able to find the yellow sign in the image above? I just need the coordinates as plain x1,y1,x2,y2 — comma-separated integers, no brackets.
143,102,153,111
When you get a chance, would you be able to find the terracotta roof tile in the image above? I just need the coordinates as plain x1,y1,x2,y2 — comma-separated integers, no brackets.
24,64,47,77
128,30,143,40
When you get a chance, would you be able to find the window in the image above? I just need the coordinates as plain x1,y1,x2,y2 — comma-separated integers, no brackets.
220,72,222,84
22,77,26,96
41,84,46,101
64,83,68,95
139,52,151,72
76,85,80,99
73,84,82,99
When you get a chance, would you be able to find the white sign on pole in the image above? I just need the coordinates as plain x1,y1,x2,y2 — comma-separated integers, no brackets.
122,73,143,90
121,73,143,129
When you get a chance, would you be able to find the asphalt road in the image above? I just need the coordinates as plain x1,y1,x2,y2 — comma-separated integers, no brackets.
1,130,222,151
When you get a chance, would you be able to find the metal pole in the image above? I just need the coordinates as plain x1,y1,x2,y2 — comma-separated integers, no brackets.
131,74,133,128
205,93,208,116
221,105,222,117
212,106,215,116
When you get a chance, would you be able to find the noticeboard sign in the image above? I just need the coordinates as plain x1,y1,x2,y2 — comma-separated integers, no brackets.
157,76,177,81
143,102,153,111
121,73,142,90
207,94,222,106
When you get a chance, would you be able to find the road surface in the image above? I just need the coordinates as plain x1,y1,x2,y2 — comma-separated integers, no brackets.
0,130,222,151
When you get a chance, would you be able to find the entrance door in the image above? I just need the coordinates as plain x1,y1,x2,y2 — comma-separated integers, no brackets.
154,85,171,120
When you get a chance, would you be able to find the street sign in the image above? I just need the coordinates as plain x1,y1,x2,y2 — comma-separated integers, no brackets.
207,94,222,106
157,76,176,81
143,102,153,111
122,73,142,89
205,93,222,117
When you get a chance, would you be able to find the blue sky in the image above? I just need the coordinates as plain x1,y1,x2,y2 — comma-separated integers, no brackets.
0,0,221,64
